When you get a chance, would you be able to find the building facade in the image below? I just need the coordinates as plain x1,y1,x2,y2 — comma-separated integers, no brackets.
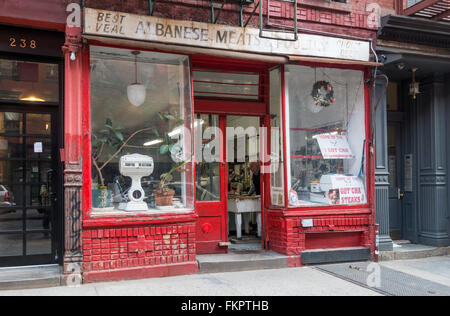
0,0,381,283
375,0,450,251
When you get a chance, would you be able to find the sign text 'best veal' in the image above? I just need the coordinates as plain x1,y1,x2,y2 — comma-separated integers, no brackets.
84,8,370,61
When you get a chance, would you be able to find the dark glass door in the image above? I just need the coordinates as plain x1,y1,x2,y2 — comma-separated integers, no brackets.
388,122,403,240
0,109,61,266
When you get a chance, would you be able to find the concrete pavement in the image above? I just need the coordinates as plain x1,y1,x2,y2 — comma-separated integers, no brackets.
1,256,448,296
379,256,450,287
0,266,381,296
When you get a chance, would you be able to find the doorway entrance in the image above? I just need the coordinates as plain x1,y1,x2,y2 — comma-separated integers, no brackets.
388,122,403,241
194,113,266,254
191,61,272,255
0,56,63,267
0,108,62,267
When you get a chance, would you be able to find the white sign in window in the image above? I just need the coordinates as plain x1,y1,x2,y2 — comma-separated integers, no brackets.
314,133,354,159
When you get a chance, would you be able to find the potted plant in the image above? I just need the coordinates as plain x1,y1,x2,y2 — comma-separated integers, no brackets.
152,112,190,207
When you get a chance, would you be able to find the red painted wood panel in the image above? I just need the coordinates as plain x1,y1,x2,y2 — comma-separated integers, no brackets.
305,232,362,250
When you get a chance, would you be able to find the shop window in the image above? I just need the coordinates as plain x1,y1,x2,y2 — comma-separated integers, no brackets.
89,46,194,213
193,70,260,100
285,65,366,208
269,67,284,207
0,59,59,103
195,114,221,201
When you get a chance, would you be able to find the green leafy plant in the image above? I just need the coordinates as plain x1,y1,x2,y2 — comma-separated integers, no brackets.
92,118,154,188
91,113,189,192
154,112,190,193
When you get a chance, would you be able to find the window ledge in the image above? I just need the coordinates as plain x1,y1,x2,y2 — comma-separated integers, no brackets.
283,207,371,217
83,209,197,228
299,0,352,14
90,208,194,217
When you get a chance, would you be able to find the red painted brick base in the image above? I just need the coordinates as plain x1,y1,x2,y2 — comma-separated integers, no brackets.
268,211,376,267
82,221,198,282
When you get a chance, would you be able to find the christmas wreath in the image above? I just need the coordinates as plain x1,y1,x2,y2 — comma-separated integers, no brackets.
311,81,335,108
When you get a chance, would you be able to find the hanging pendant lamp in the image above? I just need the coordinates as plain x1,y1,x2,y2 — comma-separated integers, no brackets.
127,51,146,107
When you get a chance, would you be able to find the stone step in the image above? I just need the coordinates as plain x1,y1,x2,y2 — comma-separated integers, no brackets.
301,247,372,265
0,265,62,291
197,250,288,274
380,244,450,261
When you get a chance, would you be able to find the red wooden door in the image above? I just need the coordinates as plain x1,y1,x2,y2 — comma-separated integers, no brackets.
195,114,228,254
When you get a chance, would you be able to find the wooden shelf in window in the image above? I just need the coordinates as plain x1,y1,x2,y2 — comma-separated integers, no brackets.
291,155,323,159
290,128,347,133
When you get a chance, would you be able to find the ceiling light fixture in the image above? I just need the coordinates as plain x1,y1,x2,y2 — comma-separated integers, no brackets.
127,51,146,107
409,68,420,100
143,139,164,147
20,96,46,102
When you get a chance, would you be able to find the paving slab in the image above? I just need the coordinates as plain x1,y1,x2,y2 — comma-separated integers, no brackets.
0,265,61,290
379,244,450,261
0,267,381,296
197,250,288,273
316,260,450,296
379,256,450,287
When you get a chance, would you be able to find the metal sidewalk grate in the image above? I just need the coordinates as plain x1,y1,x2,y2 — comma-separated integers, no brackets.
315,261,450,296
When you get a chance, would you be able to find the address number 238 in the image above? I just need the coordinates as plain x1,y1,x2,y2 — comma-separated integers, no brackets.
9,37,37,49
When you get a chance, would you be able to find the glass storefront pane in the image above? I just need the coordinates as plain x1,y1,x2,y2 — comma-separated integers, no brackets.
90,46,194,212
0,208,23,232
26,232,51,255
196,114,221,201
193,70,259,100
269,68,284,207
0,160,24,183
26,137,51,159
0,234,22,257
26,208,51,232
0,184,23,207
0,136,23,159
25,185,52,207
0,59,59,103
26,114,51,135
0,112,23,134
26,161,52,183
286,65,367,208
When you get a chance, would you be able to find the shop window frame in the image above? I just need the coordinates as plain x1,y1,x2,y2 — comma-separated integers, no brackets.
81,43,197,222
279,63,373,214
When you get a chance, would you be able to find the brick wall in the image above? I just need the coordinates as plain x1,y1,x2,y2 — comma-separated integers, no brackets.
82,221,198,282
268,213,376,267
84,0,389,39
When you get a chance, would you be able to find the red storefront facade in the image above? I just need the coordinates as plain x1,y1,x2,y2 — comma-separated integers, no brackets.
0,0,382,283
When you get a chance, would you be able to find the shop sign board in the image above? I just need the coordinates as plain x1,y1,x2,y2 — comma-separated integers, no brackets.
314,134,354,159
84,8,370,62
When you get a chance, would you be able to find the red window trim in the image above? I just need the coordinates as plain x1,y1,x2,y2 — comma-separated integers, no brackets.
279,62,374,214
81,41,375,226
81,42,198,224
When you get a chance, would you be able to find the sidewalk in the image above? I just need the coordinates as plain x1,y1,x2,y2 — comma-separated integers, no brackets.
0,256,448,296
316,256,450,296
0,266,381,296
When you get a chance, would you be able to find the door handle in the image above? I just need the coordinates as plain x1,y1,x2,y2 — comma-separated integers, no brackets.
397,188,404,200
